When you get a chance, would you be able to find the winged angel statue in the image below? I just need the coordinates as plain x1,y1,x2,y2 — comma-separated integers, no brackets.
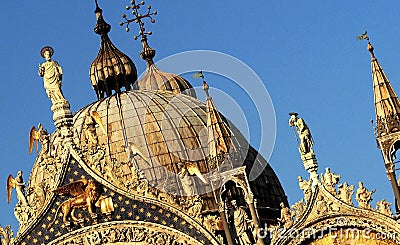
7,171,28,206
48,178,102,227
29,123,49,155
0,225,13,245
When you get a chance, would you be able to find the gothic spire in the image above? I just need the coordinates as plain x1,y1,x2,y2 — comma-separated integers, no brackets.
369,42,400,136
367,40,400,211
201,78,233,169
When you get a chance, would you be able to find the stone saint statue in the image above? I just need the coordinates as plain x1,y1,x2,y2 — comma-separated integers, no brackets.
298,176,312,202
289,112,314,155
321,167,340,194
177,163,195,196
277,202,294,229
337,182,354,206
83,111,99,148
376,199,393,216
231,200,252,245
355,182,375,210
38,46,66,105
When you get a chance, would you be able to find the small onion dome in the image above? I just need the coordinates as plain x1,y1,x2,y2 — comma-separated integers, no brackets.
135,37,196,98
90,7,138,100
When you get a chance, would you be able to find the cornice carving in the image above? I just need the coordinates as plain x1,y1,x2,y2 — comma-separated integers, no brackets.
376,114,400,137
48,221,206,245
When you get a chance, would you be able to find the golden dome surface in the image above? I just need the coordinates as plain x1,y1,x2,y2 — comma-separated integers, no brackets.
71,90,286,214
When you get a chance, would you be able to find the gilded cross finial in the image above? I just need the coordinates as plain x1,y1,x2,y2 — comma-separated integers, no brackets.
120,0,157,41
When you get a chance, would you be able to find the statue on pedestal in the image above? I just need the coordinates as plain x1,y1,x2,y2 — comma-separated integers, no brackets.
38,46,66,106
289,112,314,156
38,46,73,128
289,112,318,183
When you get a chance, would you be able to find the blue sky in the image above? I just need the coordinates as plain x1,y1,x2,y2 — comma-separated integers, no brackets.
1,0,399,230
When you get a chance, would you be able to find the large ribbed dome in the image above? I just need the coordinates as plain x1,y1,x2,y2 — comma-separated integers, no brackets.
72,90,286,215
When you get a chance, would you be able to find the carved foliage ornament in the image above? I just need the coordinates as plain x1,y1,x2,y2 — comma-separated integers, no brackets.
49,222,207,245
376,113,400,136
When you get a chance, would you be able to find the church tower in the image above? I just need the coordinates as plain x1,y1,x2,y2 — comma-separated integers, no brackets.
368,41,400,210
